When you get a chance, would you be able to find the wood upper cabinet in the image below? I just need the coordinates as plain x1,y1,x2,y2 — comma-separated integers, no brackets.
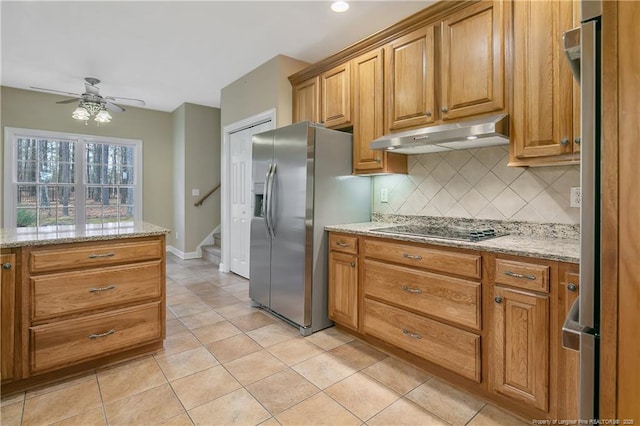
491,285,549,412
292,76,320,124
328,234,359,331
353,48,407,174
440,0,505,121
511,0,580,165
385,24,436,131
1,253,17,383
321,62,351,128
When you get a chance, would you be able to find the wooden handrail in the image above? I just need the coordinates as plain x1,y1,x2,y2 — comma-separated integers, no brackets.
194,183,221,207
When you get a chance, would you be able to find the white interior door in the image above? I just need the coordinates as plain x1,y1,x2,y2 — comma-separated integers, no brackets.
229,121,272,278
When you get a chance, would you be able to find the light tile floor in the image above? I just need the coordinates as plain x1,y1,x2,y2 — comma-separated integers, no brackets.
1,254,530,426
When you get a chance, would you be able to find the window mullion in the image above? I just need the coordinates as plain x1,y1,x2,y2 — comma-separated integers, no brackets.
76,139,86,227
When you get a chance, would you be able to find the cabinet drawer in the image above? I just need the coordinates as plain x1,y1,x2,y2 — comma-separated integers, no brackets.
329,233,358,254
30,302,162,374
29,239,163,274
364,259,480,330
364,298,481,382
364,238,481,279
495,259,550,293
31,261,162,321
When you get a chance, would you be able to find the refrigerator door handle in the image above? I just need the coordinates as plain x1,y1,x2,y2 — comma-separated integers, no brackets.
264,163,273,238
267,163,277,237
562,297,596,351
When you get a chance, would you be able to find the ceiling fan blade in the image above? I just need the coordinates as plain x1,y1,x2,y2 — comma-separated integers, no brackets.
56,97,81,104
105,101,125,113
105,96,146,106
30,86,81,97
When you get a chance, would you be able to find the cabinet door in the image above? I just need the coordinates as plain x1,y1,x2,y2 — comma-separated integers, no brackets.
492,286,549,411
353,49,407,174
385,25,436,131
293,76,320,124
328,251,359,331
512,0,576,160
557,266,580,419
440,0,505,120
321,62,351,128
1,253,16,382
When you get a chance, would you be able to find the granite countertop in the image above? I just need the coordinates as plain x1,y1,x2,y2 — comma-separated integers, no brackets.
326,219,580,264
0,222,171,248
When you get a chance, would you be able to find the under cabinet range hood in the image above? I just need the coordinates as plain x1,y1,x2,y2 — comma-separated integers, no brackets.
370,113,510,154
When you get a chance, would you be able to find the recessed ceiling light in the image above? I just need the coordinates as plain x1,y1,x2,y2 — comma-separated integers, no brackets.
331,1,349,13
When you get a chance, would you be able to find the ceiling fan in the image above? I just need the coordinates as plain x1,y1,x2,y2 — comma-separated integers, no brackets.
30,77,146,123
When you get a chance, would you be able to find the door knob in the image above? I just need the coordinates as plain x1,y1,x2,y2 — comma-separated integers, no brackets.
2,263,11,270
441,106,448,113
494,296,503,304
567,283,578,292
574,137,581,145
560,137,570,146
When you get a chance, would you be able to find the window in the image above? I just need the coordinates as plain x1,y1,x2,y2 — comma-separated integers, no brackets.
4,128,142,228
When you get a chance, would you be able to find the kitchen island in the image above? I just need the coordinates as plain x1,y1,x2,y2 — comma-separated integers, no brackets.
1,222,170,394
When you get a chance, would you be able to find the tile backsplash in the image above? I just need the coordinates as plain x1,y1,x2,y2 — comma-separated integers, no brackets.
372,146,580,224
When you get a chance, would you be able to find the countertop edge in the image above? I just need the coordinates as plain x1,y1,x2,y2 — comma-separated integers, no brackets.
326,223,580,264
1,223,171,248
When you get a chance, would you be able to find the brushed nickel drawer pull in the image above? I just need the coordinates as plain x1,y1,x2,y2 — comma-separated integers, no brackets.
88,252,116,259
402,253,423,260
350,261,356,268
2,263,11,270
88,329,115,339
567,283,578,292
504,270,536,280
402,285,422,294
402,329,422,339
89,285,116,293
336,242,349,247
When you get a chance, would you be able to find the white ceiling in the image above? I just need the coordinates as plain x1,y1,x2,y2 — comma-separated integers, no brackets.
1,1,432,113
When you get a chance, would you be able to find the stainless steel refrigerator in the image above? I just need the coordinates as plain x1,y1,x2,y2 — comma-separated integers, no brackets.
249,121,371,336
562,0,602,420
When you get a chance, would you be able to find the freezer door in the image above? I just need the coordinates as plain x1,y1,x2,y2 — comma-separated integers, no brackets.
249,130,274,307
269,122,314,327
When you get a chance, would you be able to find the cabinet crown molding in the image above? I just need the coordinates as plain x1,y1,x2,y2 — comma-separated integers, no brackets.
288,0,475,85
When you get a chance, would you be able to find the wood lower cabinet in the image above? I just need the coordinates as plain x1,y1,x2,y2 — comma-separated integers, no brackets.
1,253,17,383
491,285,550,411
510,0,580,166
327,231,580,421
2,235,166,393
328,233,359,331
292,76,320,124
362,237,483,381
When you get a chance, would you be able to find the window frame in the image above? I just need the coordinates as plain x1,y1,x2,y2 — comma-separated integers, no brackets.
3,127,143,228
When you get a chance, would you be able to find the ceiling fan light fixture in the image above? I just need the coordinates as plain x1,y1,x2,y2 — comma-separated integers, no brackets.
72,106,90,121
95,109,112,123
331,1,349,13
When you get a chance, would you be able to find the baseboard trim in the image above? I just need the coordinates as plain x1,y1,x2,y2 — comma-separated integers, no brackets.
166,245,200,260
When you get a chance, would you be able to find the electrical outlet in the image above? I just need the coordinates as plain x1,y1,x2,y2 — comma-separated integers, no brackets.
192,189,200,197
570,187,581,207
380,188,389,203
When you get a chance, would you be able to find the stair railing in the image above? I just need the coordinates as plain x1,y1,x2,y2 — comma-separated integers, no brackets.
194,183,221,207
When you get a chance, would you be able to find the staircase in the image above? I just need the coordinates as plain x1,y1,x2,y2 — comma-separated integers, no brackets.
201,232,221,266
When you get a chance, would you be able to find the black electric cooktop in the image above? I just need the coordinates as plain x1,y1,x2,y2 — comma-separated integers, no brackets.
370,224,505,242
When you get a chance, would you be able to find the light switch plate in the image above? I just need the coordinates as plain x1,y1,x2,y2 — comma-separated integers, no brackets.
192,189,200,197
570,187,581,207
